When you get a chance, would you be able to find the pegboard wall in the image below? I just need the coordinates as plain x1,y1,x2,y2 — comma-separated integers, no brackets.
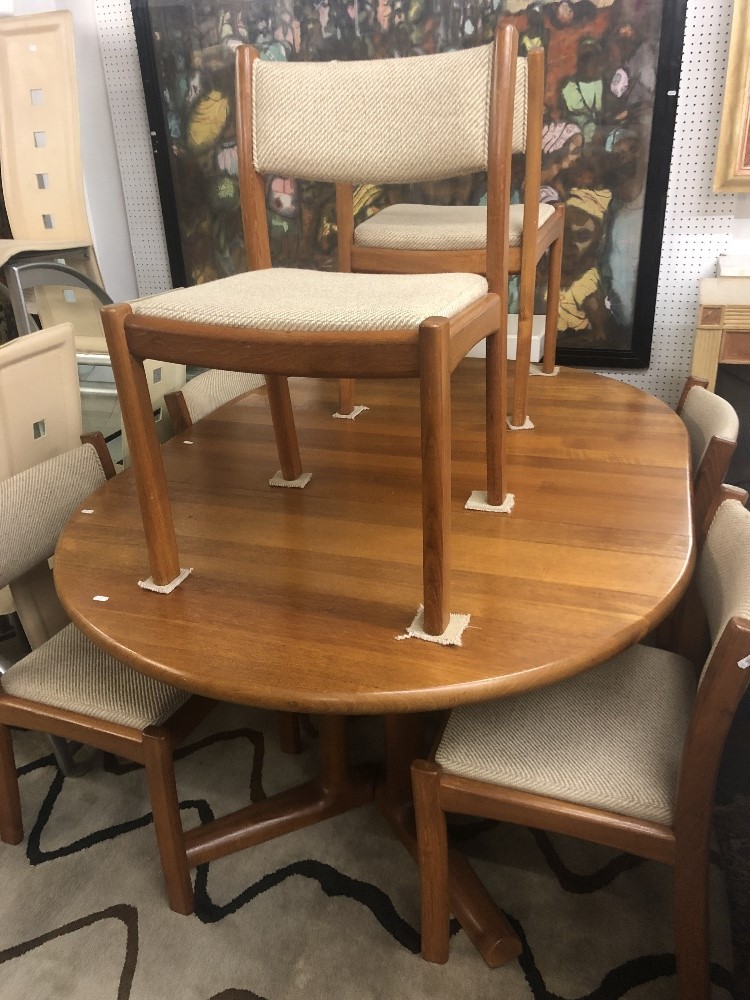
93,0,741,405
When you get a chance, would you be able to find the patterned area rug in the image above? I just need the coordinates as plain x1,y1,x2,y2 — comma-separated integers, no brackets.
0,705,736,1000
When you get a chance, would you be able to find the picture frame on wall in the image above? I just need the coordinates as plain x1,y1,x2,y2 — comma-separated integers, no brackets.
132,0,687,369
714,0,750,193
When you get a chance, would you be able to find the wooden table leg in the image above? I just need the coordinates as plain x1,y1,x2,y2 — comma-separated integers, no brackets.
378,714,522,968
184,714,373,866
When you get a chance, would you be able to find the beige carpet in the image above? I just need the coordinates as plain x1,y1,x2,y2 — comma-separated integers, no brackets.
0,704,735,1000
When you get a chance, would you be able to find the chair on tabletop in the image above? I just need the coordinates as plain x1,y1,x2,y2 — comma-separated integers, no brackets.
676,375,740,528
0,9,184,442
0,442,217,916
165,369,305,756
101,24,519,638
336,44,564,430
411,485,750,1000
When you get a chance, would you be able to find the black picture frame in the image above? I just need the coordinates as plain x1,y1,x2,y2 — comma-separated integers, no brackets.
131,0,687,369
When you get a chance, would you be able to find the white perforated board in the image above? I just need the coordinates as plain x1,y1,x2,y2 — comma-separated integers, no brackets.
94,0,741,406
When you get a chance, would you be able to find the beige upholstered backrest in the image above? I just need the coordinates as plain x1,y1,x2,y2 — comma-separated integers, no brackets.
0,324,81,480
681,385,740,475
697,499,750,681
0,11,91,245
0,443,106,647
253,45,525,184
181,370,266,426
0,444,105,590
511,56,528,153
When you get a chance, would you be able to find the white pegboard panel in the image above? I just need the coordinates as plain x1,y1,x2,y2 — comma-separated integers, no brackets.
599,0,737,405
94,0,172,297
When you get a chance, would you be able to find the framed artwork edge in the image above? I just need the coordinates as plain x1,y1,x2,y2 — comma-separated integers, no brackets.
715,0,750,193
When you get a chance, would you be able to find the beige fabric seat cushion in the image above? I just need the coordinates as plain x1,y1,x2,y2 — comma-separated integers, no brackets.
354,203,557,251
435,644,696,826
132,269,488,332
0,586,14,617
2,623,190,729
182,370,265,426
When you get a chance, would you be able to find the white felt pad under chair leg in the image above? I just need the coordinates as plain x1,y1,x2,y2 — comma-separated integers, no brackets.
396,605,471,646
332,405,369,420
465,491,515,513
269,471,313,488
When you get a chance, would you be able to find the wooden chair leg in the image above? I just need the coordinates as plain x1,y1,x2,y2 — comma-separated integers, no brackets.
511,309,533,428
266,375,303,481
542,235,563,374
485,327,507,506
674,845,711,1000
419,318,451,637
338,379,355,416
412,759,450,963
102,304,181,587
0,723,23,844
277,712,303,754
142,730,194,915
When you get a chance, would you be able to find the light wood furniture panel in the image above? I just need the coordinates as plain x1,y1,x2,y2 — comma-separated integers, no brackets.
53,361,693,965
691,277,750,391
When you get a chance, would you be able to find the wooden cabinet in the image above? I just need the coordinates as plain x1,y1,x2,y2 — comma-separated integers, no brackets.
692,277,750,391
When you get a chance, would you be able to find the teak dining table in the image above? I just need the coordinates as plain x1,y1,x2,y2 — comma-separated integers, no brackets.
54,360,694,966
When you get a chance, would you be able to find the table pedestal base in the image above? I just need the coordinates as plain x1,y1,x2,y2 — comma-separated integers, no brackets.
184,715,373,867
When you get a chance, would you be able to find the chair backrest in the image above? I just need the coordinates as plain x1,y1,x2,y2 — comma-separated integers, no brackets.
0,443,106,648
0,323,81,480
239,25,518,277
167,370,266,434
0,10,91,245
677,377,739,527
675,495,750,836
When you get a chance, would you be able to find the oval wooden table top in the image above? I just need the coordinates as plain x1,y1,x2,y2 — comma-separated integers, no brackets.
55,361,694,714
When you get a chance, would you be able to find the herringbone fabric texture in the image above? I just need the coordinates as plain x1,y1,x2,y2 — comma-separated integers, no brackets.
435,644,695,825
698,500,750,684
181,370,265,426
681,385,739,474
354,203,556,250
1,623,189,728
0,443,104,588
132,269,488,331
252,47,526,183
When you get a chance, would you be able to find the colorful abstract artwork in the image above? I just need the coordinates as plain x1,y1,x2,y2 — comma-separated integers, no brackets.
133,0,683,364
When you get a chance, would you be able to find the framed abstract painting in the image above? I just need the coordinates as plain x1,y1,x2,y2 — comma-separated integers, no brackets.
132,0,687,367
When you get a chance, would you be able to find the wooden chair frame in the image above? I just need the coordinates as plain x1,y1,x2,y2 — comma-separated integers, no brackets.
0,442,214,915
411,485,750,1000
676,376,738,530
102,25,518,638
335,46,565,428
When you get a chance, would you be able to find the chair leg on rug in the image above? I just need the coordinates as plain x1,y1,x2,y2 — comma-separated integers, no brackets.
419,318,451,637
674,846,711,1000
411,759,450,964
143,729,194,915
0,722,23,844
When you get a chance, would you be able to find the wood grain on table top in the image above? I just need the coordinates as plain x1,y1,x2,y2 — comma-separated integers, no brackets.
54,361,693,713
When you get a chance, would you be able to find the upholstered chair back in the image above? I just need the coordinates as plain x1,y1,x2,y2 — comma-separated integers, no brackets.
697,497,750,684
0,443,106,648
681,384,740,475
252,49,527,186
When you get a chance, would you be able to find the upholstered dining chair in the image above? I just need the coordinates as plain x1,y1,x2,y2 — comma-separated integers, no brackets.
101,24,519,638
411,485,750,1000
0,443,216,915
335,45,563,430
676,376,740,528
